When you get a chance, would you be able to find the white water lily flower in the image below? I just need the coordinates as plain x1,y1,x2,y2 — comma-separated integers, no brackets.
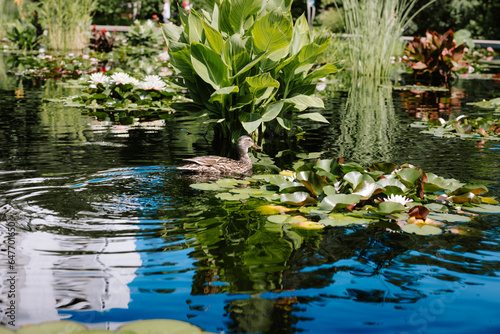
88,72,108,85
111,72,135,85
384,194,413,206
140,75,166,91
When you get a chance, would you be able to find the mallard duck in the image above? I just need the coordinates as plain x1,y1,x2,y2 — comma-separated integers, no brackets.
177,135,261,174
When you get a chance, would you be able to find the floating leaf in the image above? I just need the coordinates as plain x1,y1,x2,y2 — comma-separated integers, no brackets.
426,212,471,223
216,192,249,201
17,321,88,334
267,214,291,224
319,194,361,211
319,213,373,226
401,224,442,235
296,170,329,197
451,184,488,195
396,168,421,187
462,204,500,214
408,205,430,219
117,319,204,333
190,183,227,191
281,192,314,205
256,205,294,215
370,201,406,215
480,196,499,205
291,221,324,229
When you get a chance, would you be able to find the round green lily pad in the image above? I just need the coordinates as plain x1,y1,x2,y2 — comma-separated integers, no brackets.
117,319,203,334
17,321,88,334
401,224,442,235
267,215,291,224
215,192,249,201
190,183,227,191
427,212,471,223
463,204,500,214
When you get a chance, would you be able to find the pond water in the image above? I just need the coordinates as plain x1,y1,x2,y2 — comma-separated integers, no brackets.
1,62,500,333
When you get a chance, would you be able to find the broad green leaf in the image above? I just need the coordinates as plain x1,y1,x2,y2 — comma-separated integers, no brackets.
224,34,250,72
319,194,361,211
424,173,456,192
209,85,239,104
370,201,406,215
451,184,488,195
463,204,500,214
229,0,262,34
296,170,329,197
191,41,228,90
401,224,442,235
245,72,280,91
162,24,183,43
297,39,331,64
280,192,313,205
297,112,329,123
303,63,338,82
353,180,381,199
426,212,470,222
257,205,294,215
262,101,284,122
290,14,310,55
283,95,324,111
17,321,88,334
239,112,262,133
277,116,293,130
203,21,223,54
168,41,193,77
117,319,203,333
216,192,250,201
190,182,227,191
188,11,204,44
369,162,398,174
252,9,293,54
396,168,422,186
344,171,375,189
267,214,291,224
319,213,372,226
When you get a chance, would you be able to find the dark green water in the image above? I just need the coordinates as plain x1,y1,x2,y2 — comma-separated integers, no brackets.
0,70,500,333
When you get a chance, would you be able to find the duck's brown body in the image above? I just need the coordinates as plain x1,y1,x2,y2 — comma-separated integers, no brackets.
177,136,260,174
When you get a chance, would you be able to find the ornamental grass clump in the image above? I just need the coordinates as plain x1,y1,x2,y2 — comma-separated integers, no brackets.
162,0,338,141
38,0,95,51
341,0,436,78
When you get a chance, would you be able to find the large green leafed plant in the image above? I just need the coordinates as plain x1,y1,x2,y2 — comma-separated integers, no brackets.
162,0,337,141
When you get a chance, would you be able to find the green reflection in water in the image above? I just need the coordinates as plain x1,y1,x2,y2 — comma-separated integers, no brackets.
336,77,398,165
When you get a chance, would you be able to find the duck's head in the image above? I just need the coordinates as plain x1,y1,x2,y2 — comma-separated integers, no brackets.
238,135,262,152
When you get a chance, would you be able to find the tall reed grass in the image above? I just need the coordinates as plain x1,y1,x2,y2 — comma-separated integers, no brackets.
341,0,436,78
39,0,95,51
0,0,20,39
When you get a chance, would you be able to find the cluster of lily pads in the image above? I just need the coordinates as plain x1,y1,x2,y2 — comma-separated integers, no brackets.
67,71,185,111
0,319,214,334
7,52,102,80
415,115,500,141
190,158,500,235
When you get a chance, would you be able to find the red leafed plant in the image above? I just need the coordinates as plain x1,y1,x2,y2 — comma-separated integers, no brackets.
404,29,466,84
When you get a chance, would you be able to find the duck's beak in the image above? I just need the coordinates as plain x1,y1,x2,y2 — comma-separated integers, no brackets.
252,143,262,150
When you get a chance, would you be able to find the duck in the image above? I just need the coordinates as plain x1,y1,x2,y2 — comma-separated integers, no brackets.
177,135,261,174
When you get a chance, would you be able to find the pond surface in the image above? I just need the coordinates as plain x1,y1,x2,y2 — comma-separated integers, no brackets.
1,66,500,333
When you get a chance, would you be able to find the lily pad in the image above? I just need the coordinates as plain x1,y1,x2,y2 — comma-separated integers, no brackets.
369,201,406,215
463,204,500,214
117,319,204,334
17,321,88,334
256,205,294,215
190,183,227,191
426,212,471,223
319,213,373,226
215,192,249,201
267,215,291,224
401,224,442,235
291,221,325,229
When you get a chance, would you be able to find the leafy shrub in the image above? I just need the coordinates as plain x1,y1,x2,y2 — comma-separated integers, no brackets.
162,0,337,141
126,19,164,48
403,29,466,83
7,19,42,50
89,25,118,52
